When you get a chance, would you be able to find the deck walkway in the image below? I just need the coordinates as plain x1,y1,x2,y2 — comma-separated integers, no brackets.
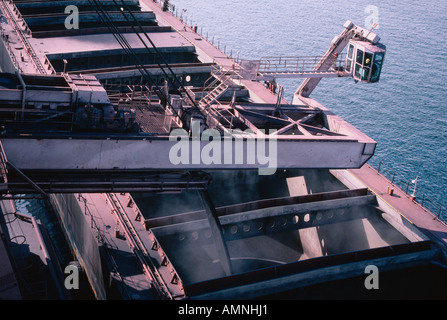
81,193,157,300
348,164,447,248
82,192,185,299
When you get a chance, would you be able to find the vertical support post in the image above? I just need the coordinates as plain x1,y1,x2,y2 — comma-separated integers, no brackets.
16,71,26,122
199,190,232,276
411,176,418,197
63,59,68,73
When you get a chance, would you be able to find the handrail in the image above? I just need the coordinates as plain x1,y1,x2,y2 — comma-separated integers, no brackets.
258,54,346,75
368,157,446,225
197,65,238,132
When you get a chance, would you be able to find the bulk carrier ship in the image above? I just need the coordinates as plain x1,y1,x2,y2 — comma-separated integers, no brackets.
0,0,446,300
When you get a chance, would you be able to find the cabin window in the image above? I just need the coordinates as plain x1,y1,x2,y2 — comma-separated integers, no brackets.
354,49,364,79
348,44,354,59
370,53,384,82
354,63,362,79
362,52,373,80
356,49,364,64
346,44,354,72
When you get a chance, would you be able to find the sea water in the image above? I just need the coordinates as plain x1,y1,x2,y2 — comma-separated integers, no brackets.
171,0,447,222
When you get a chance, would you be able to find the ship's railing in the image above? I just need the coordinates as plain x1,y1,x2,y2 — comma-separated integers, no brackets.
169,2,241,61
0,0,48,74
106,84,155,107
368,157,447,225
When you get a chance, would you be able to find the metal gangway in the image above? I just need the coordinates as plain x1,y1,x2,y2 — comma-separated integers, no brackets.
253,54,349,81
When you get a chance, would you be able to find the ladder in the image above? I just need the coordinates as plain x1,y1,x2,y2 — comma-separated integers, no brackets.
197,65,239,131
199,65,235,110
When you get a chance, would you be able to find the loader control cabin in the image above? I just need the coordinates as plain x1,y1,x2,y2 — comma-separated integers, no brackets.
345,40,386,83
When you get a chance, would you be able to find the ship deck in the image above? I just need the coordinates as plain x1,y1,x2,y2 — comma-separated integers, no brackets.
1,0,446,301
78,193,158,300
28,31,195,58
348,164,447,247
71,167,447,299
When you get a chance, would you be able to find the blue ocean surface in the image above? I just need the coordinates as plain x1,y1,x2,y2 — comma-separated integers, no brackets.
172,0,447,222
